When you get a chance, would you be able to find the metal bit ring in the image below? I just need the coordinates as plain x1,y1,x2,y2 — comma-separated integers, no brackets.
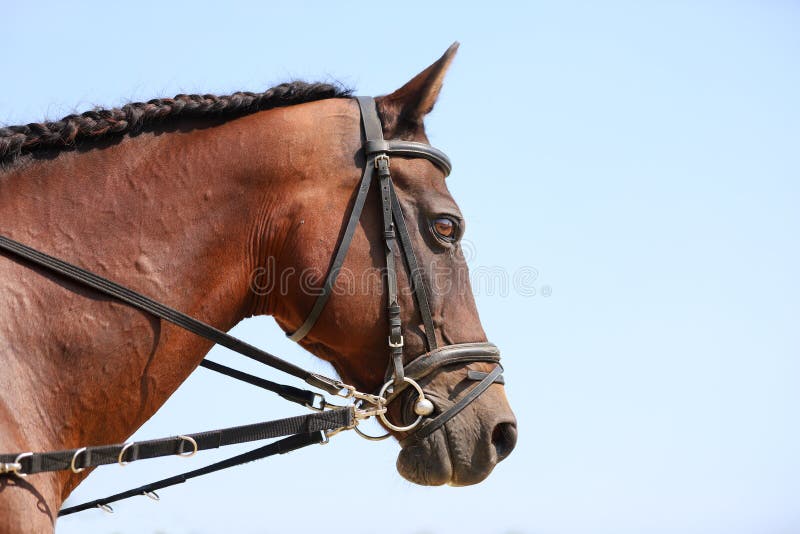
377,376,426,432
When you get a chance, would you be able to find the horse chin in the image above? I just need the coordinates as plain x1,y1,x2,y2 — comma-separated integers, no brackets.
396,430,453,486
395,424,496,487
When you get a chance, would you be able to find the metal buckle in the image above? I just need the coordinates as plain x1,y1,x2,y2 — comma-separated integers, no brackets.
374,154,390,169
388,335,404,348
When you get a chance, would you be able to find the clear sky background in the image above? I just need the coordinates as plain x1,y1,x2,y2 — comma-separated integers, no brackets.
3,1,799,533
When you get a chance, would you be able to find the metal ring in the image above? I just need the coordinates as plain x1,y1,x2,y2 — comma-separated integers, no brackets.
70,447,87,474
117,442,134,466
13,452,33,478
142,490,160,501
353,424,392,441
97,503,114,514
176,435,197,458
377,377,425,432
304,393,327,412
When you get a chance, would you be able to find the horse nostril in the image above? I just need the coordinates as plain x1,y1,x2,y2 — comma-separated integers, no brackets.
491,421,517,462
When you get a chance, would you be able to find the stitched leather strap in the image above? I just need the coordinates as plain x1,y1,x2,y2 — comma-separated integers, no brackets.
286,156,375,343
389,180,437,351
404,342,500,381
385,342,500,397
359,97,407,384
385,141,451,176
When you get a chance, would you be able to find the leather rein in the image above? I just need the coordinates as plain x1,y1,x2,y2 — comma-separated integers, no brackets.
0,97,504,515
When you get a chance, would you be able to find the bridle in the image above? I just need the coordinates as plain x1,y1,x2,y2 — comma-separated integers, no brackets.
289,96,504,439
0,96,505,513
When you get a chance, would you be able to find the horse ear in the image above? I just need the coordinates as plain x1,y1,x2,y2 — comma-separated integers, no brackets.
377,42,459,136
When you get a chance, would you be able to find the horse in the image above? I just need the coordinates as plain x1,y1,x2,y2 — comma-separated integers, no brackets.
0,43,517,533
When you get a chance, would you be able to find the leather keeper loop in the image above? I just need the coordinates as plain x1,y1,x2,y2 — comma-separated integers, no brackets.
365,140,389,154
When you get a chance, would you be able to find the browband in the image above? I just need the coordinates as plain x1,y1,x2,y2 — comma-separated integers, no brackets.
364,140,452,176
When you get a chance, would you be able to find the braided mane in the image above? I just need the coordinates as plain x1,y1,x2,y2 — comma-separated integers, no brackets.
0,81,351,164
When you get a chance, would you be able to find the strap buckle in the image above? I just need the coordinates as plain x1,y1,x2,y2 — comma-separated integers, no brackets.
388,334,404,348
374,154,390,170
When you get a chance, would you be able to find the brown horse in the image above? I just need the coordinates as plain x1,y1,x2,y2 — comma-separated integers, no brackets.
0,44,516,533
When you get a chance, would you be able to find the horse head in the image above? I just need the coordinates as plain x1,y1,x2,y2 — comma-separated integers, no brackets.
264,44,517,486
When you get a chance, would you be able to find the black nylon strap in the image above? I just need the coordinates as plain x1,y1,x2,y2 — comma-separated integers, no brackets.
199,359,319,408
0,234,343,395
58,432,323,517
0,408,351,475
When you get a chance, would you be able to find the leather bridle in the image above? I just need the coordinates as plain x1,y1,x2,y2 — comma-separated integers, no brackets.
287,96,504,440
0,96,506,513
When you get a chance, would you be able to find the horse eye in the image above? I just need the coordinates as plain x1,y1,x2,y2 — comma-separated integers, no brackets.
432,217,458,241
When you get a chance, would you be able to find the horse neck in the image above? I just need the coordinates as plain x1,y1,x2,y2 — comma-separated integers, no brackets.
0,113,296,458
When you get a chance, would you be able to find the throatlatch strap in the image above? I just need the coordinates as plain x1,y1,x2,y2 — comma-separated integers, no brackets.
287,161,376,343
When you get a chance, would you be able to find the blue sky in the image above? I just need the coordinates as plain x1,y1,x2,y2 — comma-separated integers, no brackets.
3,2,799,533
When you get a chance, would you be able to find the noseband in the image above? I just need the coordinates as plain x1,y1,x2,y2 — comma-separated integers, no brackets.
288,97,504,440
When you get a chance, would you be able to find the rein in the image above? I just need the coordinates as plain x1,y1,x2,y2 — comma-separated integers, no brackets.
0,97,504,515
